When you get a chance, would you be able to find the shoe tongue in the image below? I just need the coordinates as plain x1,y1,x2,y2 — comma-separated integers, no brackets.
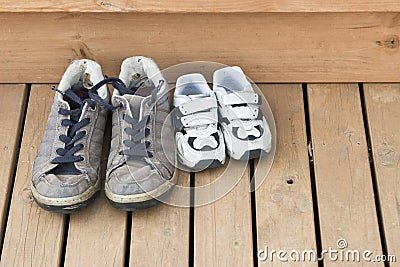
130,83,154,97
62,88,88,125
124,94,144,121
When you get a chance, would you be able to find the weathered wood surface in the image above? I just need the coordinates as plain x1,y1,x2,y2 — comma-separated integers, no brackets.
363,83,400,262
1,85,65,267
0,84,27,247
308,84,383,266
1,0,399,12
0,13,399,83
255,84,317,266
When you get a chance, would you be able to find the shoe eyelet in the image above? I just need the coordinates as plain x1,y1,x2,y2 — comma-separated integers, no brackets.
145,141,151,148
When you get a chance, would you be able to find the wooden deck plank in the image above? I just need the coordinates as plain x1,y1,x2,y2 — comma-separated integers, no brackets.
0,84,27,247
194,161,253,266
363,84,400,260
130,171,190,267
1,0,399,12
1,82,398,266
64,123,127,267
1,13,400,83
1,85,65,266
64,194,126,267
255,84,317,266
308,84,382,266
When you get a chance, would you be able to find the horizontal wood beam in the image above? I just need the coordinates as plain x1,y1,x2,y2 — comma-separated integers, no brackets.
1,0,400,13
1,12,400,83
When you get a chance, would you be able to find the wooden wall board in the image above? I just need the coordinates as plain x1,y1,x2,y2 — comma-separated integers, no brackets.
1,13,400,83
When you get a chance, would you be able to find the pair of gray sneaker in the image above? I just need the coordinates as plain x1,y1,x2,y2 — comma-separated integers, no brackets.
31,57,176,213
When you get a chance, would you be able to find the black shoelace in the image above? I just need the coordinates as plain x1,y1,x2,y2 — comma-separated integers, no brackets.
51,78,117,165
118,80,164,158
52,77,164,166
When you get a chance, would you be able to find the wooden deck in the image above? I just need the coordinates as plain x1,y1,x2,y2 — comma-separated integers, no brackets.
0,83,399,266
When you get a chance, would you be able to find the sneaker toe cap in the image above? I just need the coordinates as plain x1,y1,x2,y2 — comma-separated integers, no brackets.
34,173,92,198
107,167,167,196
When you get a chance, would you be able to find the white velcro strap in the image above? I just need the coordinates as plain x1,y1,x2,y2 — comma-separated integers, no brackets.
220,91,260,106
181,110,218,127
179,97,217,115
226,106,259,120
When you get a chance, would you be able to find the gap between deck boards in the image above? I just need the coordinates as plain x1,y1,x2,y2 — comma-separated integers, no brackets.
0,83,398,267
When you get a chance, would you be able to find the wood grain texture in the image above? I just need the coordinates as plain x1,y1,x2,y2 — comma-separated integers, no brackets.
64,194,126,267
1,85,65,267
1,13,400,83
255,84,317,266
130,171,190,267
194,161,253,266
0,85,27,247
0,0,399,12
363,84,400,261
308,84,382,266
64,121,126,267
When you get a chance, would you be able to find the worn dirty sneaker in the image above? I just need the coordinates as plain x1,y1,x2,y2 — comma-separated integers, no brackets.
105,56,176,210
213,66,272,160
31,59,110,213
173,73,225,170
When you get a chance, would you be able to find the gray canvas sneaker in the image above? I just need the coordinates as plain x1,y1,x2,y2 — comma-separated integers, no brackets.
31,59,110,213
105,56,176,210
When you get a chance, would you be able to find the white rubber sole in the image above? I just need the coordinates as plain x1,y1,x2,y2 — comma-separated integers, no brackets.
31,177,101,213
